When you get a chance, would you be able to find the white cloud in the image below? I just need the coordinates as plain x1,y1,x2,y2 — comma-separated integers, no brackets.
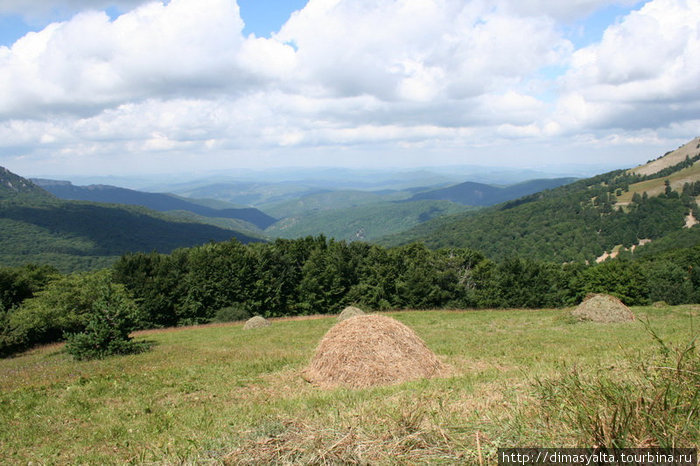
0,0,249,118
556,0,700,131
276,0,571,101
0,0,698,176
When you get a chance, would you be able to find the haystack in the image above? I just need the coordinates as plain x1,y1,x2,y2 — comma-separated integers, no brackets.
243,315,270,330
337,306,365,322
571,294,635,323
304,314,446,389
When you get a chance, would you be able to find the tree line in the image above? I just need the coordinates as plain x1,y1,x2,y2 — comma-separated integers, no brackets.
3,235,700,356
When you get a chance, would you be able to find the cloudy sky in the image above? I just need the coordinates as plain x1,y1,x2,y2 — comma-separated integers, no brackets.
0,0,698,178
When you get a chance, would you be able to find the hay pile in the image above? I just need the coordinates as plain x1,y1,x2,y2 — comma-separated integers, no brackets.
337,306,365,322
571,294,635,323
304,314,446,389
243,316,270,330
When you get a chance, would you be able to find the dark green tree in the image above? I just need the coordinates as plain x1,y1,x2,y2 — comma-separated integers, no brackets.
65,281,148,360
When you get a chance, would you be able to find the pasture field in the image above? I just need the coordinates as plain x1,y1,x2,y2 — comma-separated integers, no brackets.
0,306,697,464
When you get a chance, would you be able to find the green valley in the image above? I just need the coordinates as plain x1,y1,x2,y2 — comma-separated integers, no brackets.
265,199,470,242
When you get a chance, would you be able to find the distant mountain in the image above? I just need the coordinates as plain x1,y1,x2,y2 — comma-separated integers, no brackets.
408,178,577,206
163,181,326,207
141,168,458,195
265,199,469,242
33,180,277,230
380,138,700,263
1,167,262,272
259,189,414,218
0,167,54,201
258,177,575,242
139,168,463,208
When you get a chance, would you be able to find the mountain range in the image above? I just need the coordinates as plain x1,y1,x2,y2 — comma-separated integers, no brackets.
0,170,262,271
29,174,584,246
381,137,700,263
407,178,577,205
3,137,700,270
32,179,277,230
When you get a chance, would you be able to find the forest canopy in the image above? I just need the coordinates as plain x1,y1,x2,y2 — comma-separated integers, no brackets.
3,235,700,357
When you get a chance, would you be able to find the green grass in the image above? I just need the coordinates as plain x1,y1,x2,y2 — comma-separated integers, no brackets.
0,307,697,464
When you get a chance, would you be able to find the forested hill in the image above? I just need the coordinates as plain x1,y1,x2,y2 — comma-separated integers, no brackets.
408,177,577,206
1,167,262,272
0,167,54,201
380,138,700,263
34,180,277,230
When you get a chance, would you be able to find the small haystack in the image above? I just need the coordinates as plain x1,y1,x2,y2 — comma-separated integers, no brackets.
304,314,446,389
337,306,365,322
571,294,636,323
243,315,270,330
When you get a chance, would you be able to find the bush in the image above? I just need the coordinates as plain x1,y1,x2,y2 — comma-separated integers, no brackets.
212,306,250,323
64,281,149,360
7,271,111,347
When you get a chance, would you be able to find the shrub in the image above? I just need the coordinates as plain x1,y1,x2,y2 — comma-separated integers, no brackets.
212,306,250,323
64,281,149,360
8,271,111,347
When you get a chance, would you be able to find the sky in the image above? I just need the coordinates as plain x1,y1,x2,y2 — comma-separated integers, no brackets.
0,0,698,178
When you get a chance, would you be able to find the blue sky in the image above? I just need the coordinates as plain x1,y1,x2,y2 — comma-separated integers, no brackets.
0,0,698,178
566,2,645,48
238,0,308,37
0,14,28,45
0,1,310,46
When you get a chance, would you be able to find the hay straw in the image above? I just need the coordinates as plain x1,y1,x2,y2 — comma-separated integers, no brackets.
243,316,270,330
337,306,365,322
304,315,447,389
571,294,635,323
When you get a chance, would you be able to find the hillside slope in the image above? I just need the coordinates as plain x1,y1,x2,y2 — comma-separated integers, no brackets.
409,177,577,206
631,137,700,176
380,139,700,263
261,178,575,241
0,167,55,201
34,180,276,230
266,199,469,241
1,167,262,271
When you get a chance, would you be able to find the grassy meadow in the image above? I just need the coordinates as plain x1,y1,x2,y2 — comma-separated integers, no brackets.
1,306,698,464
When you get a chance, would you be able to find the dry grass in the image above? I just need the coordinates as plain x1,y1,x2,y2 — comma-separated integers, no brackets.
630,137,700,177
571,294,636,323
337,306,365,322
617,140,700,206
223,413,460,465
243,316,270,330
222,386,517,465
303,315,447,389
